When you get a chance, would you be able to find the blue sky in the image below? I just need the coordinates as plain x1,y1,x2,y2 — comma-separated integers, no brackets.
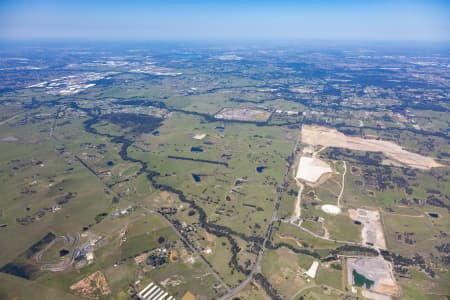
0,0,449,41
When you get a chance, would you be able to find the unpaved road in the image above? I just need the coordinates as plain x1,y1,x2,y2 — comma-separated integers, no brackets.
291,182,304,224
337,161,346,208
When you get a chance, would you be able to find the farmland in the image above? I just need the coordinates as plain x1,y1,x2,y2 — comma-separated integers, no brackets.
0,42,449,300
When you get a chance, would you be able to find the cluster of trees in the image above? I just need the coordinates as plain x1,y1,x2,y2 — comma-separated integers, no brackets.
253,273,283,300
331,245,379,257
267,241,320,259
324,148,382,167
381,250,436,278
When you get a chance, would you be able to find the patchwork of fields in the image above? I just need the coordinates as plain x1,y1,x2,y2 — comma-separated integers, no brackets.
0,44,449,300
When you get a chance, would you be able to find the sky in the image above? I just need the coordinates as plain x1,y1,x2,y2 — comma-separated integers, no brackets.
0,0,449,41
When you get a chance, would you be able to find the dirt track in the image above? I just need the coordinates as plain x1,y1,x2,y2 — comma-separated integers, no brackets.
301,125,443,170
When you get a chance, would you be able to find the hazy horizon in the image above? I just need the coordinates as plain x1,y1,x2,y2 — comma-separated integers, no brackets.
1,0,449,42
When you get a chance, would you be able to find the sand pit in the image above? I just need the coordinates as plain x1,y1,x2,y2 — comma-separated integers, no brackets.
192,133,207,140
321,204,342,215
296,156,332,183
301,125,442,170
349,209,386,249
347,256,399,297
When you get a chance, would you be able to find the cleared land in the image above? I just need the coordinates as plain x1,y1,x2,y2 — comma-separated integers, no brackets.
301,125,442,169
295,156,332,183
348,209,386,249
347,256,399,297
304,261,319,278
214,107,272,122
70,271,111,299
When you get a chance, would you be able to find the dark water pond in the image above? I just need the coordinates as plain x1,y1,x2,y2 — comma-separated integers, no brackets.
59,249,70,257
191,147,204,153
428,212,439,218
256,166,267,173
106,161,114,167
215,126,225,131
192,174,201,182
152,130,160,136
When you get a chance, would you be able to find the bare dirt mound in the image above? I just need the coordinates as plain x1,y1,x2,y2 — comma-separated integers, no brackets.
296,156,333,183
301,125,442,170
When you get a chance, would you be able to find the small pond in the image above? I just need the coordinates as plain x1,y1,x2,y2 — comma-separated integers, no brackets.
428,212,439,218
192,174,201,182
191,147,204,153
256,166,267,173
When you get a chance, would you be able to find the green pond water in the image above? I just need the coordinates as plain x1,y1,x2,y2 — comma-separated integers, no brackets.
353,270,374,289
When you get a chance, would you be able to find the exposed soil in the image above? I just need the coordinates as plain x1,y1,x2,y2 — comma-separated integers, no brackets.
70,271,111,299
301,125,442,169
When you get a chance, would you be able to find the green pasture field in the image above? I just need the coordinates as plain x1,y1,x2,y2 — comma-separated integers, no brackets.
398,267,450,300
297,286,342,300
261,248,310,299
274,222,339,251
324,213,360,243
382,208,450,258
316,264,343,290
234,284,271,300
0,272,83,300
128,113,297,237
0,119,112,266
